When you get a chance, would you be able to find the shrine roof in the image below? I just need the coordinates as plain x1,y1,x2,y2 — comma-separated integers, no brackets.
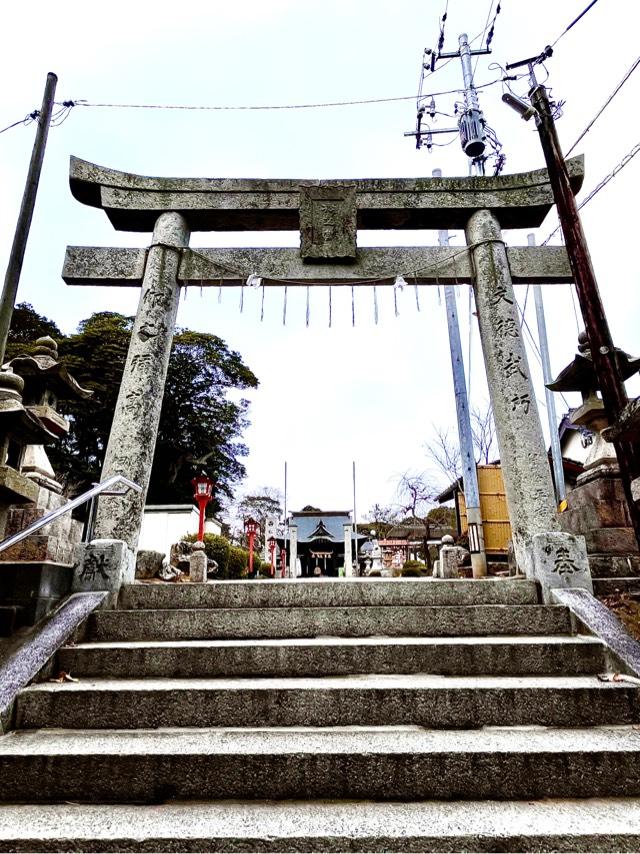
288,510,365,543
68,155,585,233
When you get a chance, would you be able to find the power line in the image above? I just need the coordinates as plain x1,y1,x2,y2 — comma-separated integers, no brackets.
437,0,450,55
543,138,640,243
551,0,601,48
0,111,40,135
566,54,640,156
474,1,503,76
71,75,512,114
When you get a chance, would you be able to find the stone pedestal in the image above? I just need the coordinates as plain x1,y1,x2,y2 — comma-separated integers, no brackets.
93,212,190,552
560,397,640,587
0,484,83,566
189,541,207,583
72,539,134,597
531,531,592,604
434,536,468,578
466,209,558,577
561,474,640,582
439,546,461,579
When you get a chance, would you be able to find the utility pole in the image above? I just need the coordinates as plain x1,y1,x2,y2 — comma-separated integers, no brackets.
0,72,58,364
434,169,488,577
437,33,491,172
504,50,640,549
528,233,566,506
405,34,492,171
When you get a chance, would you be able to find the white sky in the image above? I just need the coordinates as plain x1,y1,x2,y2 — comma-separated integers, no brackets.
2,0,639,519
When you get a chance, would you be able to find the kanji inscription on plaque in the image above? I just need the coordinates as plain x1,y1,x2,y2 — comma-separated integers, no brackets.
299,184,357,262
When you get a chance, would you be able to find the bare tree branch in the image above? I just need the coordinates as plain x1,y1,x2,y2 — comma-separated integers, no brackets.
424,402,498,479
424,426,461,482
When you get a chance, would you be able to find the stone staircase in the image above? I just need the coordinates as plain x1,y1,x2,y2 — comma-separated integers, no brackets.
1,577,640,851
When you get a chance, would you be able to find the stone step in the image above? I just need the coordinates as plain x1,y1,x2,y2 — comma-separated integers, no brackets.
2,725,640,802
584,528,639,556
0,605,24,637
118,577,539,610
15,675,638,730
588,554,640,579
2,798,640,852
89,604,572,641
593,578,640,597
57,635,606,679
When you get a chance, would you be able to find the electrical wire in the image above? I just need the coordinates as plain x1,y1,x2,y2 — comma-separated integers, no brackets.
75,76,507,114
551,0,601,48
543,138,640,243
566,55,640,156
473,0,499,76
0,111,40,135
437,0,450,55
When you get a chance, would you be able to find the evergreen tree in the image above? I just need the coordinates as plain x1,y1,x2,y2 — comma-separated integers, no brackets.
7,304,258,511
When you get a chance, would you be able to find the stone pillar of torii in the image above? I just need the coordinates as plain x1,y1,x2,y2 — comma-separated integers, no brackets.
64,155,592,598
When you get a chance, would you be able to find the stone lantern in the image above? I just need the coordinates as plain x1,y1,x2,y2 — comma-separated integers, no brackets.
547,331,640,485
0,368,57,509
547,331,640,583
0,338,93,631
4,336,92,493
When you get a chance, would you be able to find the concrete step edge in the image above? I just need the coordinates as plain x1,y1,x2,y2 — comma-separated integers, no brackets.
21,673,625,691
63,634,601,651
3,724,640,754
1,798,640,852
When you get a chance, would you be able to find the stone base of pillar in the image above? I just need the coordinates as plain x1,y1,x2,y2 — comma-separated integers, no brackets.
530,531,593,604
72,539,134,603
189,542,207,583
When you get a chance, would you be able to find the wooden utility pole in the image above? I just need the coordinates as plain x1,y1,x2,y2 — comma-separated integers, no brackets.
528,78,640,550
0,72,58,364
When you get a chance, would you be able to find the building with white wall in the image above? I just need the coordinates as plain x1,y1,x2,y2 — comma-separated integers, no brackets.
138,504,222,557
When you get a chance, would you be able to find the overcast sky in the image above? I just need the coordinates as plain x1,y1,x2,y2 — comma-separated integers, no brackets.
2,0,639,520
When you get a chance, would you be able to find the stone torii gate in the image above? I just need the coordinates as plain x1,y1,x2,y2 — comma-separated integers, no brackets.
63,155,592,597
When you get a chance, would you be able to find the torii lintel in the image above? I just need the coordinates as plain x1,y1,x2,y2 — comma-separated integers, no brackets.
69,155,585,233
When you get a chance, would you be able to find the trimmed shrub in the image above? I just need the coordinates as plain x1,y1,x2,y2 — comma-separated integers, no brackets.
401,560,426,578
400,565,424,577
227,546,248,579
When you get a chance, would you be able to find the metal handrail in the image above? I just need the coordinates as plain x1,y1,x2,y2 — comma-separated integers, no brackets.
0,474,142,553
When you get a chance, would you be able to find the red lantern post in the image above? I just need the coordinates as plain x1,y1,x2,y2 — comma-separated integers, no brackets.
191,474,214,542
268,536,277,577
244,516,259,578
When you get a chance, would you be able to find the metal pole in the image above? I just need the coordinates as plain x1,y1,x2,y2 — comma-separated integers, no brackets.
433,170,488,578
529,233,566,504
352,460,358,575
283,460,287,524
529,80,640,549
0,72,58,364
459,34,480,113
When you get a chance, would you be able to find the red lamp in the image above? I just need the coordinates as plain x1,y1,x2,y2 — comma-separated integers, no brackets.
191,473,214,542
244,516,259,578
267,536,277,577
